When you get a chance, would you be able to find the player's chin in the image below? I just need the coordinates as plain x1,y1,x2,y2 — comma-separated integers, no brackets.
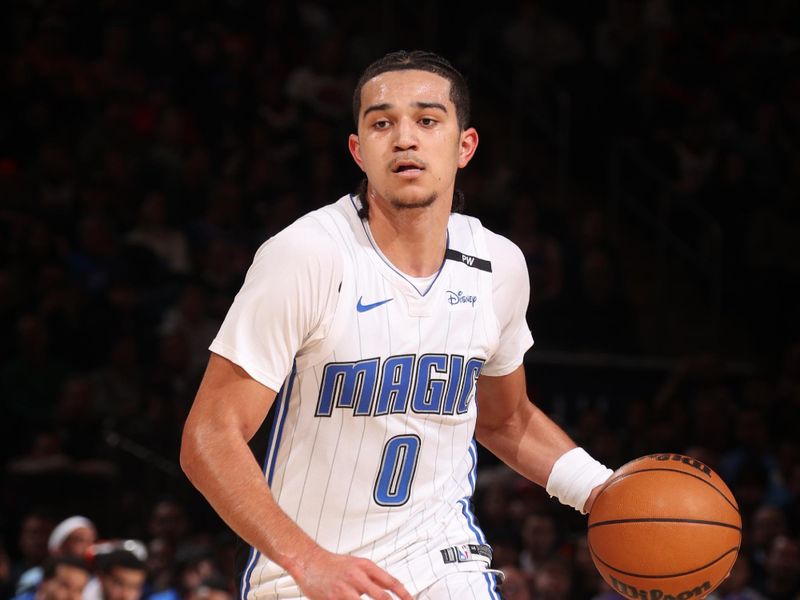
388,191,437,211
372,174,438,209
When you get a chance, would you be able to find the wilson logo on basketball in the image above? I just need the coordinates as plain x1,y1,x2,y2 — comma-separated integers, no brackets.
646,453,712,477
610,576,711,600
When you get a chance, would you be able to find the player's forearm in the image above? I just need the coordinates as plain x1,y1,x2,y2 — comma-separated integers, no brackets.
475,400,576,487
180,423,319,576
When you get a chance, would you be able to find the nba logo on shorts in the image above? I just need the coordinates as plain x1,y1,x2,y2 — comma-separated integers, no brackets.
456,545,470,561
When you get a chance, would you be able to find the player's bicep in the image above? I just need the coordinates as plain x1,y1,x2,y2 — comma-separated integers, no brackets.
186,353,278,443
475,365,529,436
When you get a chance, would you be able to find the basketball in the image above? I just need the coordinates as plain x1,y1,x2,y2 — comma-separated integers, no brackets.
587,453,742,599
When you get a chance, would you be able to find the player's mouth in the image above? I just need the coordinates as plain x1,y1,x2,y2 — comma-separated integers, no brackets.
390,159,426,178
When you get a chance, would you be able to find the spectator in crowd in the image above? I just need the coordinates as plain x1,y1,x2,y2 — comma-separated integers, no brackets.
1,314,69,426
755,535,800,600
147,545,219,600
748,505,788,579
568,246,640,354
498,565,532,600
14,517,95,596
571,535,604,599
519,511,560,574
186,576,231,600
12,556,91,600
8,511,55,594
531,558,574,600
141,538,174,599
84,550,147,600
146,501,189,549
125,192,191,276
47,518,96,561
158,284,220,376
708,554,766,600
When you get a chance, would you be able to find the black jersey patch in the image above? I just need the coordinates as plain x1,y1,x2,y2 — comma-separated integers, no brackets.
445,248,492,272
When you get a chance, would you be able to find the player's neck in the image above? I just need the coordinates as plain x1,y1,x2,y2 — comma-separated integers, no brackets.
366,196,450,278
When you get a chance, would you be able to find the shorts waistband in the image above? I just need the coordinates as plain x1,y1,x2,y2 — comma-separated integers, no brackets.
439,543,492,565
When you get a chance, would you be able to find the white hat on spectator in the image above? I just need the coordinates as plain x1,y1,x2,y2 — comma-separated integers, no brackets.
48,516,96,554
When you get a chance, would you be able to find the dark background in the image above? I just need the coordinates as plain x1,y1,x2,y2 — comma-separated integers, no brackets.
1,0,799,598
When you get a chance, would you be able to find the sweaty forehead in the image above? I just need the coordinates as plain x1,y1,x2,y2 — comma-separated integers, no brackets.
360,70,452,110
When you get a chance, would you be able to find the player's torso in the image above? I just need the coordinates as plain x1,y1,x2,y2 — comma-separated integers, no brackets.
246,196,500,596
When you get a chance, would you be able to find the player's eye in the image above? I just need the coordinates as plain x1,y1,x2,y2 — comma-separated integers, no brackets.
373,119,390,129
419,117,437,127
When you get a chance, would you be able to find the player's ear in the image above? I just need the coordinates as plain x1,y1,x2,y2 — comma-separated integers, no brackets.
348,134,366,173
457,127,479,169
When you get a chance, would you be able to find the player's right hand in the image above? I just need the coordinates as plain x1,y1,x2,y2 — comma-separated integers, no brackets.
290,546,412,600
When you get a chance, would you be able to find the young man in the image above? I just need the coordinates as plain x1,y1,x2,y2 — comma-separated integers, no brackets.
180,50,613,600
12,556,91,600
89,550,147,600
15,516,97,596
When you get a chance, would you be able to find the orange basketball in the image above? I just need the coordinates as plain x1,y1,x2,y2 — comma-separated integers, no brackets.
587,453,742,600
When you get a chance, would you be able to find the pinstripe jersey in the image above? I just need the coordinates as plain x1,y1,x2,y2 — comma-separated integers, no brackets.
210,195,533,599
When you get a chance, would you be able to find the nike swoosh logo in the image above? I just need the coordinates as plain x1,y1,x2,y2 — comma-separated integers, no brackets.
357,296,393,313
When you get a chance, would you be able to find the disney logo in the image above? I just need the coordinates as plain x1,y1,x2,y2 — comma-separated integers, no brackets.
446,290,477,306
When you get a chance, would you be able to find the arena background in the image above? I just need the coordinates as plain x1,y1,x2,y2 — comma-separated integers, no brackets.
1,1,799,598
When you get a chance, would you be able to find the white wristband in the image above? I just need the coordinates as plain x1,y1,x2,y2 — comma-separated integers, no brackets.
545,447,613,514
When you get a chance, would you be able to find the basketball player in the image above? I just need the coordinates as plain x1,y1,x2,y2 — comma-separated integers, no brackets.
180,50,613,600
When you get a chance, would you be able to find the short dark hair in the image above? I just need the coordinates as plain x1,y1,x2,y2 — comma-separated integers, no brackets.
42,556,91,580
352,50,471,131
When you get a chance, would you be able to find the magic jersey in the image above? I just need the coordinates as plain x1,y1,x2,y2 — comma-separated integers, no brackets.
210,195,534,599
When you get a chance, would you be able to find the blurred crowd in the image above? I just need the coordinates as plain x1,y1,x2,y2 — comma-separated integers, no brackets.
1,507,235,600
1,0,799,599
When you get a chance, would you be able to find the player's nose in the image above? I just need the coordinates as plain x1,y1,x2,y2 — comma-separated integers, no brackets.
392,117,418,151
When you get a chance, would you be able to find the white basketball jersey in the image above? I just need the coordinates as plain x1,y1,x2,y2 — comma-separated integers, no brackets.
210,195,533,599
